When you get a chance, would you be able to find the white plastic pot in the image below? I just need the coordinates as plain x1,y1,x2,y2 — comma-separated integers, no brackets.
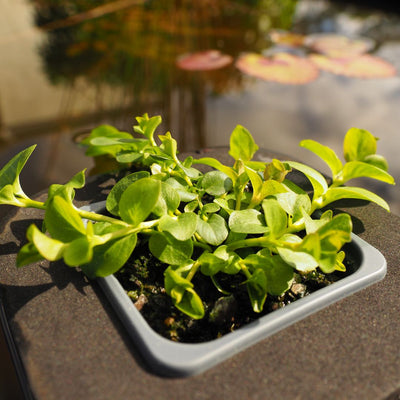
82,202,387,377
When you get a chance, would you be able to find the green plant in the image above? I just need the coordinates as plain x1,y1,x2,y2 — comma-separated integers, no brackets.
0,115,394,319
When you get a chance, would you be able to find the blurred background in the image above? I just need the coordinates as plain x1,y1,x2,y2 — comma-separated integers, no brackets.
0,0,399,398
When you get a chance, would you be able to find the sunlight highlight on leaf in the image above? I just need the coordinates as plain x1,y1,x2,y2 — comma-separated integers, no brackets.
309,54,397,79
176,50,233,71
236,52,319,84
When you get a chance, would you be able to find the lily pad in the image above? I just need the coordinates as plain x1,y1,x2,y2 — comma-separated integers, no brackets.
305,33,375,58
236,52,319,84
309,54,397,78
176,50,233,71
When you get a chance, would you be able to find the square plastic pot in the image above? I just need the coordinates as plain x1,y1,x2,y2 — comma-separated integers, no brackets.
82,202,387,377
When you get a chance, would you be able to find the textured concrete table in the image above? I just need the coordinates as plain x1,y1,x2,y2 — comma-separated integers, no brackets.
0,149,399,400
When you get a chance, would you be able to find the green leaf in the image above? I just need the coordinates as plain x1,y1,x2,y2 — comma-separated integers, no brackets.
363,154,389,171
286,161,328,199
81,233,137,278
302,209,333,234
274,191,311,223
214,246,242,274
164,267,205,319
229,125,259,162
297,233,321,260
179,157,202,181
134,114,162,143
265,255,294,296
184,200,199,213
245,166,263,195
106,171,150,216
202,202,220,214
149,232,193,265
263,159,292,182
201,170,233,196
317,213,352,251
340,161,394,185
46,169,86,205
165,177,197,202
323,186,391,211
26,224,66,261
300,139,343,177
246,166,287,207
63,236,93,267
172,285,205,319
83,125,135,157
159,213,198,241
245,160,269,171
82,124,133,144
152,181,180,217
277,234,319,272
335,251,346,272
278,214,351,274
0,185,20,206
213,198,235,215
159,132,178,160
193,157,238,183
115,151,143,164
229,209,268,234
92,221,123,235
119,178,161,225
344,127,377,162
262,198,287,238
0,145,36,205
246,252,294,296
164,266,189,298
44,196,86,242
87,137,148,158
89,137,139,147
180,165,202,180
246,269,267,313
196,213,228,246
319,252,342,274
16,242,43,267
199,252,226,276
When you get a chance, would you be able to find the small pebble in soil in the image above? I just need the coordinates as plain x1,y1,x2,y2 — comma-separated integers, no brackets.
134,294,148,311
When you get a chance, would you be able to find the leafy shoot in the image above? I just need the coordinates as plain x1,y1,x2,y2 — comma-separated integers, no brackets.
0,115,394,319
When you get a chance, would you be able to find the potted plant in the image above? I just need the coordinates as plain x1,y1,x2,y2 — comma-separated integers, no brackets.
0,114,394,376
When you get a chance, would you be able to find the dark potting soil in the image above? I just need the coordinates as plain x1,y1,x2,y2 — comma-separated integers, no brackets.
114,239,358,343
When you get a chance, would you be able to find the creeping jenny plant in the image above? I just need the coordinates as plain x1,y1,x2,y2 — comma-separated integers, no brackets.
0,115,395,319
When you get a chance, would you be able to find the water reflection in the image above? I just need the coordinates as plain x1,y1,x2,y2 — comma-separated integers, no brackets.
28,0,296,149
0,0,399,214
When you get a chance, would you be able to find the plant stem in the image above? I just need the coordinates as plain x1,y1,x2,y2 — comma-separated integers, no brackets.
211,275,231,294
286,219,305,234
186,260,200,282
95,219,159,244
227,236,273,252
21,199,46,210
21,198,131,228
77,209,130,227
193,233,213,251
239,261,252,279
